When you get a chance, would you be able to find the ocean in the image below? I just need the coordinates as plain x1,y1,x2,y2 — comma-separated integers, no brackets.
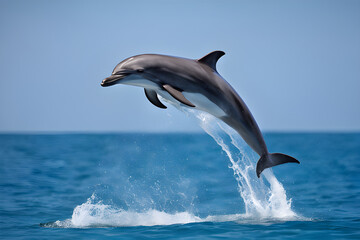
0,113,359,239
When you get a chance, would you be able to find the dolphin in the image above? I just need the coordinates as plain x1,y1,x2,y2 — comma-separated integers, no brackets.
101,51,299,177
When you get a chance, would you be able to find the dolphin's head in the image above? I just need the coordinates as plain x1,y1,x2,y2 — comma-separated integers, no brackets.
101,55,152,87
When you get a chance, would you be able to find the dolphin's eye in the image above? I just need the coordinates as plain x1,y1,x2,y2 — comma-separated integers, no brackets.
137,69,144,73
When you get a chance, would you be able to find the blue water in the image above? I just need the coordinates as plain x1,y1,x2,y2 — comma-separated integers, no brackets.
1,120,359,238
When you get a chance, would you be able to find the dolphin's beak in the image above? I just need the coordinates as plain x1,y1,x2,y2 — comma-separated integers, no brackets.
101,74,128,87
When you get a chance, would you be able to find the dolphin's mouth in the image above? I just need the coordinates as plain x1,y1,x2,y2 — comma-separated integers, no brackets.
101,73,129,87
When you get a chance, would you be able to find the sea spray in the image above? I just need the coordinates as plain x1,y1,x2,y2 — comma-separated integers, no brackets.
45,107,302,228
192,110,297,219
42,194,202,228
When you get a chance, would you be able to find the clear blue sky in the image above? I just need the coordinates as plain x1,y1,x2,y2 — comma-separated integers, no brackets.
0,0,359,132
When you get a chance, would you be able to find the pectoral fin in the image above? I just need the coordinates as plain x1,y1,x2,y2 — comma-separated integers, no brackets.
163,84,195,107
144,88,167,109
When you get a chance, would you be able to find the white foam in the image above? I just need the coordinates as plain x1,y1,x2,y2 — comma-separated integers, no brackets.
44,194,202,228
44,194,305,228
74,194,203,227
44,108,308,228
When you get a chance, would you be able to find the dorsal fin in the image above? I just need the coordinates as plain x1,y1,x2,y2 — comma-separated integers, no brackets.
197,50,225,72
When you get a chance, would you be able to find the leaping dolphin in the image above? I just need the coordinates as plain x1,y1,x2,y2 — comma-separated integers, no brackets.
101,51,299,177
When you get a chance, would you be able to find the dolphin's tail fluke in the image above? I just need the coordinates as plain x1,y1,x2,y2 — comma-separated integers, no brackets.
256,153,300,178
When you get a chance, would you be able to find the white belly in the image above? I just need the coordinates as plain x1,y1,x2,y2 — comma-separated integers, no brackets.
120,76,226,117
157,90,226,118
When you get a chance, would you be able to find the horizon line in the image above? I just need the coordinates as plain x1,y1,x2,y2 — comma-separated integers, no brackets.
0,130,359,135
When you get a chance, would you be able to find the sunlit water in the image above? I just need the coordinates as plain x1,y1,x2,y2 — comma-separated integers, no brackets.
0,118,359,238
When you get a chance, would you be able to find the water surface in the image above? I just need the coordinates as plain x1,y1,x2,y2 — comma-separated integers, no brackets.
0,130,359,239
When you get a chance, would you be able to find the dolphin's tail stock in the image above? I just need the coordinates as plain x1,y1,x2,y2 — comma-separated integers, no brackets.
256,153,300,178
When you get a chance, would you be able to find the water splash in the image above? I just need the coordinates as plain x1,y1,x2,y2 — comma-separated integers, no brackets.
42,194,201,228
192,111,297,219
44,107,304,228
42,193,299,228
